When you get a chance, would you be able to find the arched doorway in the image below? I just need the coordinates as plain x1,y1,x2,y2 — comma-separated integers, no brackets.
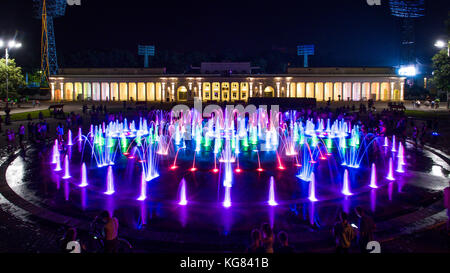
264,86,274,97
177,86,188,101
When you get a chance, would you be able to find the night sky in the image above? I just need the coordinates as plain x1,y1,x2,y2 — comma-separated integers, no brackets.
1,0,449,72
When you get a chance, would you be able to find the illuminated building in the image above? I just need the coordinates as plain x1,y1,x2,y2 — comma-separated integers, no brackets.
49,64,406,102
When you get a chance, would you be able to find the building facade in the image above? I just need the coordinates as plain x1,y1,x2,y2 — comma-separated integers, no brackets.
49,66,406,103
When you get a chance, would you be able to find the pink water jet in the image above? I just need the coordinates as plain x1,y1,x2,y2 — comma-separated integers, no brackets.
79,163,88,187
308,173,318,202
386,157,395,181
62,155,71,179
104,166,115,195
268,176,278,206
369,163,378,188
342,169,352,196
178,178,187,206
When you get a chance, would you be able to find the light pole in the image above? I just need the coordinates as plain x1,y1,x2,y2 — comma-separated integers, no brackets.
434,39,449,108
0,40,22,113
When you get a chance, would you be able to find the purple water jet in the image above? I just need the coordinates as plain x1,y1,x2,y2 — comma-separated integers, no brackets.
268,176,278,206
369,163,378,188
386,157,395,181
178,178,187,205
62,155,71,179
308,173,318,202
342,169,352,196
79,163,88,187
223,186,232,208
104,166,115,195
137,171,147,201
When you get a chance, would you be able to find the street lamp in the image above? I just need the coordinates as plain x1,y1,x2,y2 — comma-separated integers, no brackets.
0,39,22,124
434,39,449,57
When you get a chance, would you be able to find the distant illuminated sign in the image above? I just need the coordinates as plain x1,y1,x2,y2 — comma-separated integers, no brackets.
398,65,417,76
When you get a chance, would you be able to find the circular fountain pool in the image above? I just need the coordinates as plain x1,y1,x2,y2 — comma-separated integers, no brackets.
4,110,449,251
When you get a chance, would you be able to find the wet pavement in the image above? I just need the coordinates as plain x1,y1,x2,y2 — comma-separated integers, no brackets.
0,104,449,253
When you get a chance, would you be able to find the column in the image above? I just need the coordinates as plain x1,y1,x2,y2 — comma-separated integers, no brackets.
162,82,166,102
390,82,395,101
276,82,280,97
117,83,121,101
286,82,291,97
377,82,381,101
400,82,404,101
81,82,84,101
171,82,176,102
249,82,253,98
331,82,334,101
51,83,55,101
72,83,76,102
198,82,202,100
60,83,64,100
259,83,262,97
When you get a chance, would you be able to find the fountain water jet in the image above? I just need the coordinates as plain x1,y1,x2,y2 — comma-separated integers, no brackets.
54,154,62,171
342,169,352,196
104,166,115,195
223,186,232,208
308,173,318,201
386,157,395,181
62,155,71,179
137,171,147,201
369,163,378,188
268,176,278,206
67,130,73,146
178,178,187,206
79,163,88,187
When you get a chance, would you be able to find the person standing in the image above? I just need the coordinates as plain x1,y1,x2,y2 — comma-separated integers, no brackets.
246,229,265,253
355,207,376,253
333,211,356,253
275,231,294,253
100,211,119,253
261,223,274,253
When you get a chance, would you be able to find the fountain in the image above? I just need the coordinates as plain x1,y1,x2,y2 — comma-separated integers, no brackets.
79,163,88,187
137,171,147,201
67,130,73,146
223,186,231,208
386,157,395,181
178,178,187,206
268,176,278,206
369,163,378,188
62,155,71,179
104,166,115,195
308,173,318,202
342,169,352,196
54,154,62,171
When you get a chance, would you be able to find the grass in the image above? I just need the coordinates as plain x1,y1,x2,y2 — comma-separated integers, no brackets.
1,109,52,122
405,110,450,120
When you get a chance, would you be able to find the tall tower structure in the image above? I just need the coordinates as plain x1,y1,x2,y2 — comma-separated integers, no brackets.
389,0,425,66
33,0,67,87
